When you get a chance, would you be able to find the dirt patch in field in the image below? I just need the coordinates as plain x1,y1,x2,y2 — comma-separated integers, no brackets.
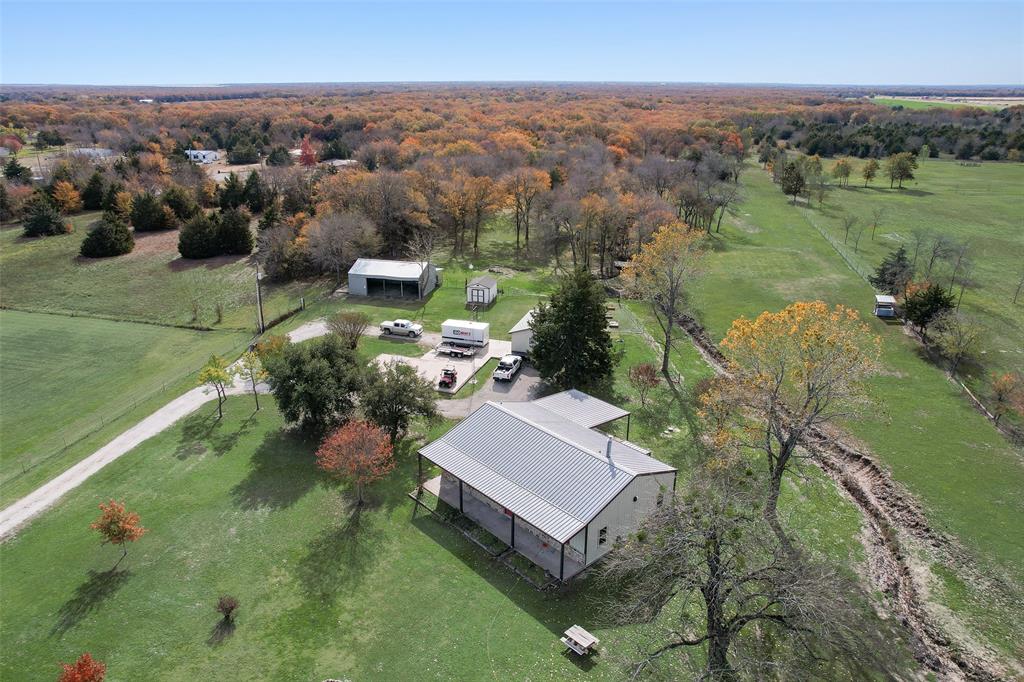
127,229,179,257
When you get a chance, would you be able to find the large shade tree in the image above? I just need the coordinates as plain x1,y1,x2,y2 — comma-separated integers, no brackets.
702,301,881,551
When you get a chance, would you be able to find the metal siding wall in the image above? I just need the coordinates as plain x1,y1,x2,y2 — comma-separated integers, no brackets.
584,473,674,565
348,273,367,296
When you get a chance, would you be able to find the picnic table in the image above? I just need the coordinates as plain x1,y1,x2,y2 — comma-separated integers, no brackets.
561,625,600,656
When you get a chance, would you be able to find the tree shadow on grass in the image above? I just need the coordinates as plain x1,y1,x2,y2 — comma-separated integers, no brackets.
293,502,380,603
51,568,132,637
230,428,319,511
175,410,256,460
207,618,237,646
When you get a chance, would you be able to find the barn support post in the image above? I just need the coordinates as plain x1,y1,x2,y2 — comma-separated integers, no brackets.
583,524,589,565
510,514,516,548
459,480,464,512
400,280,404,298
417,454,423,489
626,413,631,440
559,542,566,581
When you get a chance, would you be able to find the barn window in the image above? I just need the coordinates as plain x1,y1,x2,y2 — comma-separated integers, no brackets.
598,527,608,545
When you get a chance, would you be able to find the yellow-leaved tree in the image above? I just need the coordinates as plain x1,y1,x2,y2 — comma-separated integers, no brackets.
623,220,704,380
701,301,881,551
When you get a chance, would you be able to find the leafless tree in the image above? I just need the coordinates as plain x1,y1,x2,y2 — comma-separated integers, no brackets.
869,206,886,241
841,214,858,244
405,227,438,299
851,223,867,253
599,459,886,681
933,311,981,377
943,241,971,294
924,233,955,279
1014,267,1024,305
909,227,932,270
327,311,371,349
306,210,380,283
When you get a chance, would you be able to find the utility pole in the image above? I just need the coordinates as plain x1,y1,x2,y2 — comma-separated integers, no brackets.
255,263,265,333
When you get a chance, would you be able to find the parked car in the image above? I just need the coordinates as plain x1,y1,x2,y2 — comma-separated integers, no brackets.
492,354,522,381
436,342,477,358
380,318,423,337
873,294,898,319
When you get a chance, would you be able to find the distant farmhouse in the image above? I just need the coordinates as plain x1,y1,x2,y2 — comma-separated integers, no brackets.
418,390,675,581
347,258,439,299
185,149,219,164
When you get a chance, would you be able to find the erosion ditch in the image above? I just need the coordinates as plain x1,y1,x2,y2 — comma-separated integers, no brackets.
676,313,1008,681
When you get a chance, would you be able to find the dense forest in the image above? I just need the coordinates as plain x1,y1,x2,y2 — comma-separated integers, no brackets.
2,85,1021,276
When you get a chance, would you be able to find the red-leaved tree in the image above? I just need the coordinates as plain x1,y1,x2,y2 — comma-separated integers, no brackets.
299,136,317,167
58,652,106,682
315,421,394,505
90,500,147,565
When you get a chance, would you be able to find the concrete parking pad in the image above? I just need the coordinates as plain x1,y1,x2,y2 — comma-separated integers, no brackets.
375,339,511,393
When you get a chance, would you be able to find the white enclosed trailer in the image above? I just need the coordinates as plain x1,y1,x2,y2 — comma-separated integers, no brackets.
441,319,490,347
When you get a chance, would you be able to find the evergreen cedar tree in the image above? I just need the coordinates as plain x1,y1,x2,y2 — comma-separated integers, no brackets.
81,172,105,210
263,334,365,433
90,500,146,561
3,156,32,183
361,361,437,444
903,283,955,339
702,301,881,552
58,653,106,682
529,268,616,392
178,209,253,259
22,197,71,237
315,420,394,505
870,245,913,296
130,191,178,232
161,185,200,221
80,214,134,258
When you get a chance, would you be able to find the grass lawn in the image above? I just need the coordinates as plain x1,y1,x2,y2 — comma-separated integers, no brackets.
792,157,1024,414
0,310,250,506
694,162,1024,661
0,394,915,680
0,215,327,331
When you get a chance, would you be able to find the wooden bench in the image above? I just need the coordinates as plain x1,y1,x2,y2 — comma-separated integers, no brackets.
561,625,599,656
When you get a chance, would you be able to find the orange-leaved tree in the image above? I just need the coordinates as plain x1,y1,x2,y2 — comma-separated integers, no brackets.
315,421,394,506
299,136,317,167
991,372,1024,426
623,220,704,379
58,652,106,682
52,181,83,214
701,301,881,551
90,500,147,565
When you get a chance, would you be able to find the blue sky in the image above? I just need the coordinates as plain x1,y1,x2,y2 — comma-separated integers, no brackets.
1,2,1021,85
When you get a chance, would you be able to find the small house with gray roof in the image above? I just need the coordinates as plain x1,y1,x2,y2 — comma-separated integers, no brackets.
417,390,675,581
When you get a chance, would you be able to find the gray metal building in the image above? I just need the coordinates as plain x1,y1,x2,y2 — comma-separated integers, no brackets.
347,258,439,299
417,391,676,581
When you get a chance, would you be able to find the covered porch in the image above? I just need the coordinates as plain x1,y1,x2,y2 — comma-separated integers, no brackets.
421,470,586,581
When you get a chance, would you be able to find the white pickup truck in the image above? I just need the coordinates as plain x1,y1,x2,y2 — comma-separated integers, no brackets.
380,319,423,338
492,354,523,381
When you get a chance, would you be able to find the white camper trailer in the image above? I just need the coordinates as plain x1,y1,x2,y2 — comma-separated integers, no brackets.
441,319,490,347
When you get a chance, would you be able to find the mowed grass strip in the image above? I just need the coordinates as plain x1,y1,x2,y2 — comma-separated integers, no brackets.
699,163,1024,658
0,310,249,505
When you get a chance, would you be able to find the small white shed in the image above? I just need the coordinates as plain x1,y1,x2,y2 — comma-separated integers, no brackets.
509,309,536,355
467,275,498,306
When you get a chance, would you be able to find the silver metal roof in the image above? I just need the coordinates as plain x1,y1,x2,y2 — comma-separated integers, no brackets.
532,389,630,428
509,309,535,334
419,398,675,542
348,258,430,280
